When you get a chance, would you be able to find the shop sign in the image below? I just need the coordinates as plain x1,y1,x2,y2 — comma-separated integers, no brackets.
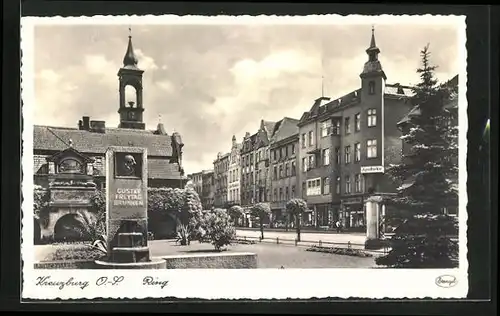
361,166,384,174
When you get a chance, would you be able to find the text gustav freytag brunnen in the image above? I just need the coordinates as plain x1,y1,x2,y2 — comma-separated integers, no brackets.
35,276,169,290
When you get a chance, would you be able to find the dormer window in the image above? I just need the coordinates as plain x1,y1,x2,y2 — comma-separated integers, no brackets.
58,158,83,174
369,81,375,95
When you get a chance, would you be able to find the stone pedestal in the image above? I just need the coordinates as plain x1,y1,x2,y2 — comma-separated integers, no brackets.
95,146,165,269
364,195,384,250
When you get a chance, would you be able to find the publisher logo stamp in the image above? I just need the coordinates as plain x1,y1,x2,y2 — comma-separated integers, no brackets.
435,275,458,288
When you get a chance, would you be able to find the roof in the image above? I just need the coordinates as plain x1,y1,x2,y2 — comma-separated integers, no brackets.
34,125,173,156
263,120,277,139
270,117,299,145
384,84,414,97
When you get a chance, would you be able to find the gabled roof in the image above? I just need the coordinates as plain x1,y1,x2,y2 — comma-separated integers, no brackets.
46,146,95,163
34,125,174,156
270,117,299,145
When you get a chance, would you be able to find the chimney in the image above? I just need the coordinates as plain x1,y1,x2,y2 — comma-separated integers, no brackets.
82,116,90,130
90,120,106,133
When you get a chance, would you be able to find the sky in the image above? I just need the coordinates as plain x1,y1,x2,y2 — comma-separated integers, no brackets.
31,19,461,175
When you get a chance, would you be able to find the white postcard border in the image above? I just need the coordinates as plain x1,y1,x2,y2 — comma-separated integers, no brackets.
21,14,469,300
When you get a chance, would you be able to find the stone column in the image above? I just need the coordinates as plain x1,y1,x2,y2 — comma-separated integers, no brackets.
364,195,383,249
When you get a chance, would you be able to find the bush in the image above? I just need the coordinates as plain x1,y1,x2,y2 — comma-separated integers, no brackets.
202,208,236,251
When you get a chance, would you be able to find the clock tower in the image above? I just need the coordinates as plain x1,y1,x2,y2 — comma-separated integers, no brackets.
117,31,146,130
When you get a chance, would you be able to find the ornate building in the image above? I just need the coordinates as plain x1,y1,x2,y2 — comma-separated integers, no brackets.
297,28,413,230
227,135,242,206
33,34,186,243
240,119,276,225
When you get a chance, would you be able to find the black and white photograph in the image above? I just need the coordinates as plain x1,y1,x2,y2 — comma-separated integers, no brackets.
21,14,468,300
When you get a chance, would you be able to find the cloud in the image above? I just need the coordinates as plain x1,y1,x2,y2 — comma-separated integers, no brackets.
31,22,462,174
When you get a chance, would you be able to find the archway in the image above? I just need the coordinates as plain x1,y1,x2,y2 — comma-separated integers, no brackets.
34,218,42,245
147,211,177,240
53,213,88,242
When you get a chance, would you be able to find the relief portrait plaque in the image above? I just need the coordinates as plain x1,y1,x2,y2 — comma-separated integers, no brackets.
114,152,143,178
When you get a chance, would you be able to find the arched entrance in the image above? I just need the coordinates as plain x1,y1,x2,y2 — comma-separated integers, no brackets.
34,218,42,245
53,213,88,242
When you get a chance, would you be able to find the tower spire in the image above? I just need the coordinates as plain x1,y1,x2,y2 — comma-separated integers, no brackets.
366,25,380,61
123,27,138,67
360,25,386,80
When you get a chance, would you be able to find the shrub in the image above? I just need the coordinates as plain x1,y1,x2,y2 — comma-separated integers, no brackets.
34,185,50,228
203,208,236,251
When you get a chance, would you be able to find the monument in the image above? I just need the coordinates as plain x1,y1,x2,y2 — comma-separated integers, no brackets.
95,146,166,269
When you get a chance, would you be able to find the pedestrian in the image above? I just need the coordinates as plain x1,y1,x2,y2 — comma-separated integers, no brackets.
335,220,341,233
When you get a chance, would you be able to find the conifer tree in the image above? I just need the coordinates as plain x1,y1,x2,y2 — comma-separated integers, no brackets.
376,44,459,268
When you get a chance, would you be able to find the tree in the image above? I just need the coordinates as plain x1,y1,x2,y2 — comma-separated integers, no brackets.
251,203,271,240
376,44,459,268
228,205,244,225
286,198,308,242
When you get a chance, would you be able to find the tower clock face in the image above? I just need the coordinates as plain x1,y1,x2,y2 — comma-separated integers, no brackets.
128,111,136,120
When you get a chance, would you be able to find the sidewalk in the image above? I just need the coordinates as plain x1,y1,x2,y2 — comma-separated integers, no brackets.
236,226,365,235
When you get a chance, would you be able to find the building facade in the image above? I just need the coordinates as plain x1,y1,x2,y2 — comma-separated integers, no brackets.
269,117,300,227
201,170,215,210
213,152,230,208
187,171,204,199
297,28,413,230
240,120,276,225
227,135,242,206
33,34,186,243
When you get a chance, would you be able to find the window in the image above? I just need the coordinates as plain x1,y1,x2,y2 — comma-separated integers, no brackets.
345,176,351,194
367,139,377,158
355,174,362,193
273,189,277,201
369,81,375,94
367,109,377,127
332,120,341,135
354,143,361,162
301,133,307,148
308,155,315,169
323,148,330,165
273,150,277,161
302,181,307,197
285,187,289,201
279,164,283,178
335,177,341,194
308,130,314,146
306,178,322,196
273,166,277,180
291,185,296,198
355,113,361,132
345,117,351,134
302,157,307,172
291,161,296,176
279,188,283,201
344,145,351,164
335,147,340,165
323,177,330,195
291,144,295,155
321,120,332,137
285,162,290,177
